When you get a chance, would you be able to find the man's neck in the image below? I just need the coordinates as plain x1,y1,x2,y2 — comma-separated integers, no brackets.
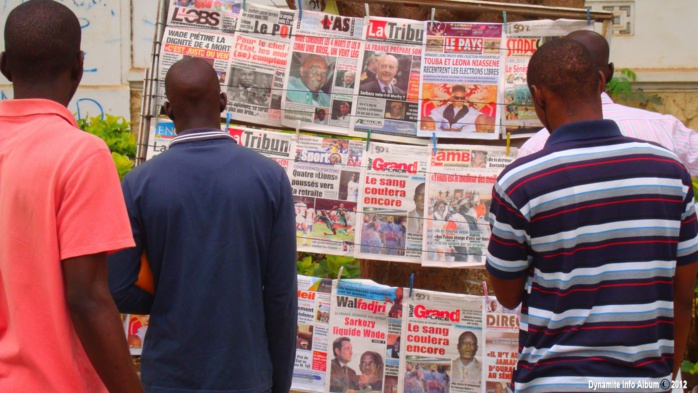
458,357,474,367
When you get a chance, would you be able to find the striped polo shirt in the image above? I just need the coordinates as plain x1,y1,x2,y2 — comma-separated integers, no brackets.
517,93,698,177
486,119,698,392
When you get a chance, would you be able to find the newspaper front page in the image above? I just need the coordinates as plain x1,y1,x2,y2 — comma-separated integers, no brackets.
123,314,150,356
145,119,176,160
350,17,426,144
418,22,504,140
399,289,484,393
293,275,334,392
354,142,429,263
422,145,516,268
325,279,401,393
228,126,296,170
483,298,520,392
289,135,364,256
165,0,240,34
503,19,590,138
281,11,364,134
226,3,295,126
157,26,234,107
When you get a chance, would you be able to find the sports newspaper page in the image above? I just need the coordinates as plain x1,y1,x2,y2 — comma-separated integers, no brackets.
289,135,364,256
350,17,426,144
398,289,484,393
293,275,334,392
226,3,294,126
165,0,240,34
418,22,504,140
157,26,234,108
354,142,429,263
325,279,402,393
504,19,590,138
422,145,516,268
281,11,364,134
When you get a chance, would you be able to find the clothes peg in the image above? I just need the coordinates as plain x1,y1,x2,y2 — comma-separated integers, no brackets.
430,8,435,22
502,11,507,32
432,132,437,155
505,132,511,156
586,7,591,25
242,0,246,10
295,120,301,140
409,273,415,299
225,112,231,133
298,0,303,21
337,265,344,281
364,3,369,17
365,129,372,151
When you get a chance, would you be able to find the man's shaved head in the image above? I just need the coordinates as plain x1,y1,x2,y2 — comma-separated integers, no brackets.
566,30,613,84
527,38,599,105
3,0,81,83
164,58,226,133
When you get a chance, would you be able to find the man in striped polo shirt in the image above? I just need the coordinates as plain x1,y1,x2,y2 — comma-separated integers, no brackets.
517,30,698,178
486,38,698,392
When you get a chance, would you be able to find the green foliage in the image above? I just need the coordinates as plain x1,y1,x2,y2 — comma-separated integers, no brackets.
682,360,698,375
77,114,137,180
606,68,662,109
297,252,360,279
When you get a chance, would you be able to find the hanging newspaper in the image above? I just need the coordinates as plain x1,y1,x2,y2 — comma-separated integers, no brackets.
350,17,426,144
483,297,520,392
289,135,364,256
226,3,295,126
145,119,176,160
398,289,484,393
157,26,234,107
503,19,591,138
422,145,517,268
123,314,149,356
325,279,401,393
354,142,429,263
293,275,334,392
418,22,504,140
165,0,240,34
227,126,296,170
281,11,364,134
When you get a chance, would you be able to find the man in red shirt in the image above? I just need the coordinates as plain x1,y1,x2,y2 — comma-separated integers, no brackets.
0,1,143,392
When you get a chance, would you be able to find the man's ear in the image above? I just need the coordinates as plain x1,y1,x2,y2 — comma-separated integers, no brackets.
597,70,607,95
72,51,84,85
529,85,545,111
164,101,174,121
0,52,12,82
219,92,227,113
606,62,615,85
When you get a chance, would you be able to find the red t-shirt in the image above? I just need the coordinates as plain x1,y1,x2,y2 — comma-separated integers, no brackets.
0,99,134,392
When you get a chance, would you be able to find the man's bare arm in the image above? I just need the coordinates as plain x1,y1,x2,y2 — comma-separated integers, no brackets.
489,274,528,310
63,253,144,393
673,261,697,378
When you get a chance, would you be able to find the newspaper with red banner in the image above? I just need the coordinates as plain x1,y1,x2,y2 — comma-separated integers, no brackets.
422,145,516,268
293,275,334,392
289,135,364,256
281,11,363,134
157,26,234,107
165,0,240,34
398,289,484,393
325,279,403,393
354,142,429,263
123,314,150,356
483,297,520,393
225,3,295,126
227,126,296,170
350,17,426,144
503,19,590,138
418,22,504,140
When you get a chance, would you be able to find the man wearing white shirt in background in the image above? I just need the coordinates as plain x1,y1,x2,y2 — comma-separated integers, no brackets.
517,30,698,179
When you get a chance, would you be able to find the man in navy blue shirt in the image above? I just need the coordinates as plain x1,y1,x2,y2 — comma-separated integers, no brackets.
108,58,298,393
